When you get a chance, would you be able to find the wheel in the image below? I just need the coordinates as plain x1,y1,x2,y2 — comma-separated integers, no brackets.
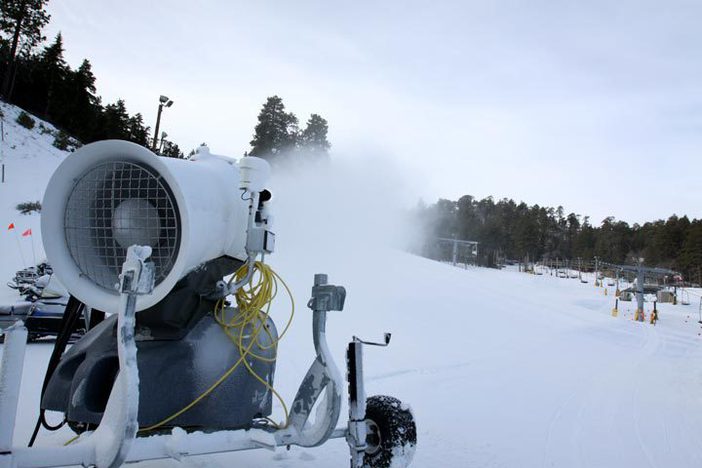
363,395,417,468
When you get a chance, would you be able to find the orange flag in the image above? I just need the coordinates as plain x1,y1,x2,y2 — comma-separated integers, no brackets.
7,223,14,230
22,228,32,237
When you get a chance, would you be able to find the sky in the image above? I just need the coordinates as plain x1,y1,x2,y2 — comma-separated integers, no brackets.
43,0,702,225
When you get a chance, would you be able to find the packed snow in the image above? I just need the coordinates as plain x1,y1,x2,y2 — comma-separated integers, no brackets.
2,103,702,467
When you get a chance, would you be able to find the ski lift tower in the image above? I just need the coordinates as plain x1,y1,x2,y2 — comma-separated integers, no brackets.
608,260,678,322
436,237,479,267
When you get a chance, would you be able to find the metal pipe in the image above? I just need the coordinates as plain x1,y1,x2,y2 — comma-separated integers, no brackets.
311,274,329,356
451,236,457,267
347,340,367,467
636,266,645,321
152,103,164,152
0,323,28,454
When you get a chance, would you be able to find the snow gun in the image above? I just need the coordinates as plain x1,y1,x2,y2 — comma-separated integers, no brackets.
0,140,416,468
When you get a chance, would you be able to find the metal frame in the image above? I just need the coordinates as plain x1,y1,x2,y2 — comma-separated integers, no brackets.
346,334,391,467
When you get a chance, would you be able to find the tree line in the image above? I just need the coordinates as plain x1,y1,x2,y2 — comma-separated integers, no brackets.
0,0,185,157
1,1,331,162
415,195,702,284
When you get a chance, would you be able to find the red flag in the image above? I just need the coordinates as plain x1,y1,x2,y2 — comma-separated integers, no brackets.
22,228,32,237
7,223,14,230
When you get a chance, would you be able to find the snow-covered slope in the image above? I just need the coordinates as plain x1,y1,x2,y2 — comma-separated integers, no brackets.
0,102,71,303
2,103,702,467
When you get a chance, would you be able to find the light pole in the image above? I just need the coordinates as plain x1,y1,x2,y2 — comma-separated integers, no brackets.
152,95,173,152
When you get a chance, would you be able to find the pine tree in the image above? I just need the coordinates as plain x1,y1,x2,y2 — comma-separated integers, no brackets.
161,140,184,158
300,113,330,158
564,213,580,258
39,32,68,117
678,223,702,283
126,113,149,146
249,95,299,162
97,99,130,140
0,0,51,98
74,59,97,100
66,59,99,139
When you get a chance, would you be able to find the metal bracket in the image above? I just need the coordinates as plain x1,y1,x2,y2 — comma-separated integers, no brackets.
284,274,345,448
307,274,346,312
118,245,155,296
346,339,367,468
346,334,392,468
353,333,392,347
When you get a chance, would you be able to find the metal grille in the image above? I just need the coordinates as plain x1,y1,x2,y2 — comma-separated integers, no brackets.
64,161,181,292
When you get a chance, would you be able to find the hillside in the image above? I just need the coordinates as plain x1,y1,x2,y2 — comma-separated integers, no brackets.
0,102,71,302
2,102,702,467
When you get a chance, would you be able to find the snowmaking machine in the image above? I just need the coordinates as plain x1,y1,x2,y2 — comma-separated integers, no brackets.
0,140,416,468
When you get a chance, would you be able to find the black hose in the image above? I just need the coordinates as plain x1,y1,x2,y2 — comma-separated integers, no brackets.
28,295,84,447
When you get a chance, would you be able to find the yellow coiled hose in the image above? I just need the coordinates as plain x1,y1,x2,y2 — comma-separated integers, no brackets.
138,261,294,432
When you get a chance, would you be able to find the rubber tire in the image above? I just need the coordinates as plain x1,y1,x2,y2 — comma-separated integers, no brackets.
364,395,417,468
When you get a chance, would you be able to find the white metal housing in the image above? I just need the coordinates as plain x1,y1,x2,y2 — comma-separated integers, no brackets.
41,140,260,313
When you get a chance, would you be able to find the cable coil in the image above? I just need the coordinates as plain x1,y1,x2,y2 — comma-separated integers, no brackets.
65,261,294,445
138,261,294,433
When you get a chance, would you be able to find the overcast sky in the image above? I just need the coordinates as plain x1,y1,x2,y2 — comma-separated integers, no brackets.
44,0,702,225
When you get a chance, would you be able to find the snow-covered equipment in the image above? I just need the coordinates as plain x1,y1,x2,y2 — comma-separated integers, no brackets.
1,265,88,343
21,296,89,343
8,270,65,303
7,263,52,291
0,140,416,468
40,140,253,314
657,290,675,303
